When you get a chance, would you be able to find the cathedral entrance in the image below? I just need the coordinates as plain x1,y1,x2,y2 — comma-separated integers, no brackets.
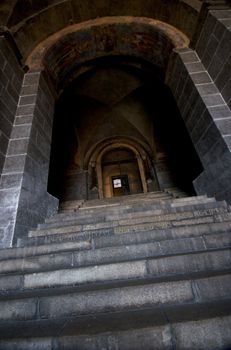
101,147,143,198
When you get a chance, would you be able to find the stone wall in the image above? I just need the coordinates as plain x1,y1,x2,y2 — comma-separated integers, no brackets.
0,70,58,248
195,9,231,109
166,43,231,201
0,35,24,175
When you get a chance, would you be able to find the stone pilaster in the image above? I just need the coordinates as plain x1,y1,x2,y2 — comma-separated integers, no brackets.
0,71,58,248
0,30,24,175
194,6,231,109
166,47,231,202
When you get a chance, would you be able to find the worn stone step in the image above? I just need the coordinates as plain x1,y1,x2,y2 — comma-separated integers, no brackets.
1,191,229,348
38,205,229,230
18,220,231,249
59,192,174,212
0,232,230,276
29,211,231,239
60,197,217,221
1,315,230,349
44,198,228,225
81,191,173,204
93,222,231,250
0,239,91,261
78,195,210,212
79,194,174,207
0,274,230,339
0,249,230,294
2,224,230,264
1,230,231,276
60,195,209,214
59,200,85,211
54,195,217,218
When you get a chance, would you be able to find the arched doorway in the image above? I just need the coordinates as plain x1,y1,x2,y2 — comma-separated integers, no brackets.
92,142,153,199
101,147,143,198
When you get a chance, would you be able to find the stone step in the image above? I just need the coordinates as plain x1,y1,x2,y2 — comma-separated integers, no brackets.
59,200,84,211
0,239,91,261
93,222,231,250
164,187,189,198
81,191,173,203
1,230,230,276
79,194,209,210
38,205,229,230
60,196,217,219
44,198,227,224
2,223,230,264
0,192,230,346
79,194,174,207
60,194,208,214
60,196,176,214
0,248,230,294
0,274,230,339
1,315,230,349
29,211,231,239
19,220,231,250
1,226,231,272
59,191,174,212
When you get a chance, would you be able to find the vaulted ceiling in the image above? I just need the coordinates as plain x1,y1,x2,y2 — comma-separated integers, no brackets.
0,0,202,61
1,0,202,28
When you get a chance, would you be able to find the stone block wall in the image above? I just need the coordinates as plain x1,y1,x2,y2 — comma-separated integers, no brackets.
166,44,231,201
14,72,58,243
0,35,24,175
195,9,231,109
166,6,231,201
0,70,58,248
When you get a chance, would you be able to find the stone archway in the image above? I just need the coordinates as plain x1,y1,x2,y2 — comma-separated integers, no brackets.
1,13,231,248
26,16,189,80
0,19,197,247
89,141,151,199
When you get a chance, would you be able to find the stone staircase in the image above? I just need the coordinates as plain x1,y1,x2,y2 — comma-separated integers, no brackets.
0,191,231,349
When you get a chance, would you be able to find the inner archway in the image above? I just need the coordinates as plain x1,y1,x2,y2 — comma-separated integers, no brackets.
93,141,152,199
27,17,202,203
47,55,203,202
101,147,143,198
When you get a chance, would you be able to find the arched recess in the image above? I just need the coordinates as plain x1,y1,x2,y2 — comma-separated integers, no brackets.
25,17,192,203
9,0,200,59
26,16,189,90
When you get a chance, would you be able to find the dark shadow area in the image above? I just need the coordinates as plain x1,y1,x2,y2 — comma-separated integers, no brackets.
142,82,203,195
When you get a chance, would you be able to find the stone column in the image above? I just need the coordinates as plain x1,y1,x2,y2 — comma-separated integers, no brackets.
0,70,58,248
0,30,25,248
0,29,24,174
136,155,148,193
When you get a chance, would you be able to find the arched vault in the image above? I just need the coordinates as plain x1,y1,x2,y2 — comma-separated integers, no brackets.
26,16,189,90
